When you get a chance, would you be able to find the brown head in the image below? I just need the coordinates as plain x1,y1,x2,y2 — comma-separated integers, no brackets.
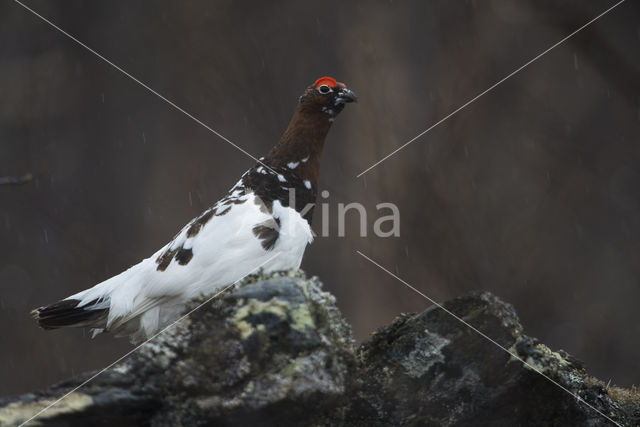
298,76,358,117
266,77,357,177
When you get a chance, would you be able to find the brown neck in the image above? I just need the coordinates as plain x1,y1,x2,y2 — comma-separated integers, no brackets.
264,106,332,184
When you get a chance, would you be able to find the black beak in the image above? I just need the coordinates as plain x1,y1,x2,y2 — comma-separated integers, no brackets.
336,88,358,104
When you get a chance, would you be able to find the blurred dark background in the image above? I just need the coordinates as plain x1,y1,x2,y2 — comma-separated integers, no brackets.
1,0,639,395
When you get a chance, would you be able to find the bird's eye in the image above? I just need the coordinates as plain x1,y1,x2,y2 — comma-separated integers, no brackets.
318,84,332,94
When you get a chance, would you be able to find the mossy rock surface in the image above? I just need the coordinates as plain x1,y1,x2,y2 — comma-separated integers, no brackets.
1,274,638,426
347,292,637,426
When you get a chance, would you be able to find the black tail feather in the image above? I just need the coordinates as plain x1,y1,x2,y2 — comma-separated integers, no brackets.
32,298,108,330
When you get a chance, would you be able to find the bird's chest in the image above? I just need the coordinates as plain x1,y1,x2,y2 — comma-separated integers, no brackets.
271,201,313,248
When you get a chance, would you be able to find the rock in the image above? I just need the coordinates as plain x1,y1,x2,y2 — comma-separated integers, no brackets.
1,274,638,426
346,291,639,426
0,270,356,427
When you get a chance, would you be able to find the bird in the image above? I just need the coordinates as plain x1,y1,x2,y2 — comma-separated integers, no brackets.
32,76,357,342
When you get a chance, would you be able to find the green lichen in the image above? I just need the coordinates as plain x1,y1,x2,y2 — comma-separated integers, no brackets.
289,304,314,333
233,297,290,339
281,358,308,377
509,340,571,376
0,393,93,426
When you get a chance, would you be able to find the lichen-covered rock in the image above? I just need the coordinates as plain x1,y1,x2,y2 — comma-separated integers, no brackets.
148,270,356,426
0,270,356,427
2,279,638,426
346,291,637,426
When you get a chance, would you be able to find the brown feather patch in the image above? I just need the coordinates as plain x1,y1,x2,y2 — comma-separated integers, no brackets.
187,210,215,238
175,248,193,265
252,217,281,251
156,248,178,271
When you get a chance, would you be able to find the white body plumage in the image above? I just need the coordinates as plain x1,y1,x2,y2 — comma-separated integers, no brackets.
66,189,312,341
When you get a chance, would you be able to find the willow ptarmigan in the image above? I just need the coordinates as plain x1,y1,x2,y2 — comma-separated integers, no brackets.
32,76,356,342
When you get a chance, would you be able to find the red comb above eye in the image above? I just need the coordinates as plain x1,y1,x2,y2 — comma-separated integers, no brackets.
314,76,338,88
